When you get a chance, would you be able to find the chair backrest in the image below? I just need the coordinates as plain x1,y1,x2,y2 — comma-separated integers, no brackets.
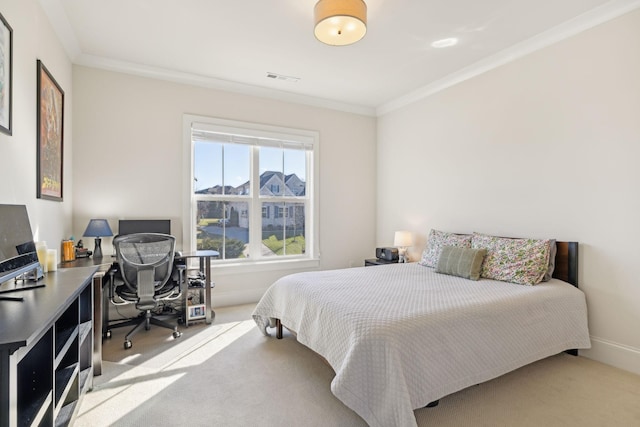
113,233,176,309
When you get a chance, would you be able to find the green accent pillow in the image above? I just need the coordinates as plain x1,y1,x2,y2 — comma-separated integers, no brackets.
435,246,487,281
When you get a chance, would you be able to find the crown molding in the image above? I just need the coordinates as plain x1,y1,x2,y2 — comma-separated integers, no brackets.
39,1,375,117
377,0,640,116
41,0,639,118
39,0,82,60
74,54,376,117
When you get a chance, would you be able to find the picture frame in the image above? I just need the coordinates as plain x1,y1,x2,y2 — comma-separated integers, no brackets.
0,12,12,135
187,304,206,320
36,60,64,201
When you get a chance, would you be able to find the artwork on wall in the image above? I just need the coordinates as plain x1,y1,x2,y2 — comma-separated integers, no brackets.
0,12,12,135
36,60,65,201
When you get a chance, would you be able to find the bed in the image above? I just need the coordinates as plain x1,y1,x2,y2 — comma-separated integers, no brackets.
252,237,590,427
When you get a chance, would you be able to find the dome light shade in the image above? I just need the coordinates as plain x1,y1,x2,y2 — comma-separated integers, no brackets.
314,0,367,46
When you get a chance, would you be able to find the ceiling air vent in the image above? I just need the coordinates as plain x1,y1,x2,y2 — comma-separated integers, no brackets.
266,72,300,83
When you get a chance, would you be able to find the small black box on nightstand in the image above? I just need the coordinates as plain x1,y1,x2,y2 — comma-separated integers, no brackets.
375,247,399,261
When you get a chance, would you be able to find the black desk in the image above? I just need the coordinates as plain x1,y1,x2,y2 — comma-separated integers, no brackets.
0,266,98,426
59,257,112,376
62,251,217,342
101,251,218,327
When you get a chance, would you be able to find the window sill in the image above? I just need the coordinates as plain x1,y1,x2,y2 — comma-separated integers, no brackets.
199,257,320,277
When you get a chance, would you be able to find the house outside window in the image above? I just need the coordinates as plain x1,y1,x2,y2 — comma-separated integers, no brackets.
183,115,319,267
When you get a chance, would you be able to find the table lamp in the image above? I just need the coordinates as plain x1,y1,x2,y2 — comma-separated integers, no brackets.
394,230,413,263
83,219,113,258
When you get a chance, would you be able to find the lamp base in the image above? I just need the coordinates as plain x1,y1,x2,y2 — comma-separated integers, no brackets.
93,237,103,258
398,248,408,263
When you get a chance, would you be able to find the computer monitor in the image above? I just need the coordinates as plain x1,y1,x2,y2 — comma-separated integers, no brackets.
117,219,171,236
0,205,40,285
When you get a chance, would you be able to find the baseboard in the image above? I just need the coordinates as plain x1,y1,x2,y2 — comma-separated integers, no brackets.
580,336,640,376
212,288,264,308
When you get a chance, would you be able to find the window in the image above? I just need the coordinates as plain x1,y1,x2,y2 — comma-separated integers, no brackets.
184,115,318,266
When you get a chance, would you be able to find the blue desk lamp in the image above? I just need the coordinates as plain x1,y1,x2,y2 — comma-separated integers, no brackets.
83,219,113,258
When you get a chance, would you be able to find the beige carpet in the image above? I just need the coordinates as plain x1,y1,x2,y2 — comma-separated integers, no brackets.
76,304,640,427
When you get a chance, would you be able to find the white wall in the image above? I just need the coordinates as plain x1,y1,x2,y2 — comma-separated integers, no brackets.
72,66,377,306
0,0,73,249
377,9,640,374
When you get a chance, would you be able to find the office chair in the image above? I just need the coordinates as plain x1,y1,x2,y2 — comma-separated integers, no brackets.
108,233,184,349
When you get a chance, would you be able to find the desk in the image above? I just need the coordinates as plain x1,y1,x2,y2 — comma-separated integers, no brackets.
59,257,112,376
0,266,97,426
61,251,217,344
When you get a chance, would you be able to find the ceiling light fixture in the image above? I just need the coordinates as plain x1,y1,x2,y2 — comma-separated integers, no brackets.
314,0,367,46
431,38,458,48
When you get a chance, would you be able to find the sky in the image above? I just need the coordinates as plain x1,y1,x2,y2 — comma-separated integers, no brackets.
194,142,306,192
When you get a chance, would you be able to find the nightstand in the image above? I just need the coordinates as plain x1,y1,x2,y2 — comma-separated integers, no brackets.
364,258,399,266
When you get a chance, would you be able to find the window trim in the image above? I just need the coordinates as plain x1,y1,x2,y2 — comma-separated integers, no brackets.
182,114,320,270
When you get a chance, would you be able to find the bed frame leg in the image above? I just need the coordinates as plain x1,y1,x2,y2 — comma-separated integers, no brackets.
276,319,283,339
425,400,439,408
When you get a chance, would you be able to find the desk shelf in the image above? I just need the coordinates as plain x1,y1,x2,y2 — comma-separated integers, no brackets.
19,390,52,427
54,363,79,409
177,252,216,327
17,328,53,427
1,266,96,427
183,280,212,326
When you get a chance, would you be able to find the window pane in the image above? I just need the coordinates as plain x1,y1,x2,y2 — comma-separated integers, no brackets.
197,200,249,259
261,202,305,257
194,141,222,193
223,143,250,194
259,146,283,196
194,142,249,195
284,149,306,196
259,146,306,197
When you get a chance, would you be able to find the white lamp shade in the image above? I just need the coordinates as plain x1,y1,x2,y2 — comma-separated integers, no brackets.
394,231,413,248
314,0,367,46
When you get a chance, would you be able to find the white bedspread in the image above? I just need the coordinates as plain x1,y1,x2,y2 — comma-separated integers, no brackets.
252,263,591,427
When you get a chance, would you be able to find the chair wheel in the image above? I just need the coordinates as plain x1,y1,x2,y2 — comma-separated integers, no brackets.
124,340,132,349
173,331,181,338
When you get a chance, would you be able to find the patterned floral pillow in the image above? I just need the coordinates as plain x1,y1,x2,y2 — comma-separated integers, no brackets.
419,229,472,268
471,233,552,285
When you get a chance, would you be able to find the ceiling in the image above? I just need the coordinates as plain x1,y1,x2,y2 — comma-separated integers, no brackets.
42,0,640,116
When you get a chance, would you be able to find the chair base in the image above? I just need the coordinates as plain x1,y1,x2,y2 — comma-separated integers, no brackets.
108,309,181,349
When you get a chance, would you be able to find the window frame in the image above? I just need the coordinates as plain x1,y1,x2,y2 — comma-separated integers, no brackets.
182,115,320,273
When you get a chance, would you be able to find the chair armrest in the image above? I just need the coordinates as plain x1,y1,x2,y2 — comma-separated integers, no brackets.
176,264,186,285
108,266,130,306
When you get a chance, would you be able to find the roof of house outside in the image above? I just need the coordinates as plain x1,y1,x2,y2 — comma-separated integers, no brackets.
195,171,305,196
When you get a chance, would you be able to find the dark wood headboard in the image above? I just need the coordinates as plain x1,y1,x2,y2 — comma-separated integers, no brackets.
552,241,579,287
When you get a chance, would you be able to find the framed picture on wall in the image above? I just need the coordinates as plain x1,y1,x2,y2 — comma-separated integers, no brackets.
0,12,12,135
36,60,65,201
